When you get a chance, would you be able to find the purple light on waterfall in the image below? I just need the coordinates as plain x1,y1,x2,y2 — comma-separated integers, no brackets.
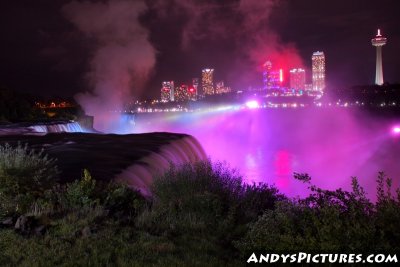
129,107,400,200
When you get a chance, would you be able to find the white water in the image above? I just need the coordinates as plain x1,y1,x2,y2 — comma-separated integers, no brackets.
30,121,85,133
115,135,207,196
0,121,87,136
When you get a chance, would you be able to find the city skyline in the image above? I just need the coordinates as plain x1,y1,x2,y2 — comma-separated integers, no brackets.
0,0,399,101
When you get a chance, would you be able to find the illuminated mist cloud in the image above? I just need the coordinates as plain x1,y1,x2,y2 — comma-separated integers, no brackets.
152,0,303,69
63,0,156,132
236,0,303,69
131,106,400,200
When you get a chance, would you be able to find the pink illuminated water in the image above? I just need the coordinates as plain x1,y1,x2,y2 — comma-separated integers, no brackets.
124,108,400,199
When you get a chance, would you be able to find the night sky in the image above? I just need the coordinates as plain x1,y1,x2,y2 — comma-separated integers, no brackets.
1,0,400,100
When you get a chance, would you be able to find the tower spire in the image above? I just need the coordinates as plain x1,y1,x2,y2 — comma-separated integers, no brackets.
371,29,387,85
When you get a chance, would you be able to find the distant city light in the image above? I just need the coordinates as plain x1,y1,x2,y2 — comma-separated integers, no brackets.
246,100,259,109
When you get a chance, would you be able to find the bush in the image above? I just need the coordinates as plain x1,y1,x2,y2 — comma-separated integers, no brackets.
0,143,59,195
0,143,59,216
237,173,400,252
375,172,400,250
63,169,97,209
103,181,146,219
136,160,284,261
137,161,238,233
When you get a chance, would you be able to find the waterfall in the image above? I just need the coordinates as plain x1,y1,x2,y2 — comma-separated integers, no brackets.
0,121,87,136
115,135,207,196
0,131,206,196
30,121,85,133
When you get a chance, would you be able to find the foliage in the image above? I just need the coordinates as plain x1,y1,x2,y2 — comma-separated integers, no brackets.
136,160,284,263
63,169,97,209
0,143,59,195
103,181,146,218
374,172,400,250
237,173,400,253
137,161,282,233
0,153,400,265
0,143,59,216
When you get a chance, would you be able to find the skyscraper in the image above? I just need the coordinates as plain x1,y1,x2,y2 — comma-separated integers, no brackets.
192,78,199,96
161,81,174,102
312,51,325,93
202,69,214,95
215,81,231,94
262,61,281,92
160,87,170,102
289,68,305,91
371,29,387,86
188,85,197,101
174,84,190,102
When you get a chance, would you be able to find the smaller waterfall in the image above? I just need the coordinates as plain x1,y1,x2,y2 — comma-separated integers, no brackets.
30,121,85,133
0,121,87,136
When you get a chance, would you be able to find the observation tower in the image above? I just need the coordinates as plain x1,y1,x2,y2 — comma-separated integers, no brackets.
371,29,387,86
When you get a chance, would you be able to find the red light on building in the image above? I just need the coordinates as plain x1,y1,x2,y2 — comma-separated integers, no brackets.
161,81,174,102
279,69,283,83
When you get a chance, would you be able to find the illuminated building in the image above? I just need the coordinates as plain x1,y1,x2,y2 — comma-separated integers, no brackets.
188,86,197,101
371,29,387,85
263,61,282,92
192,78,199,96
174,84,190,102
215,81,231,94
161,81,174,102
304,84,313,92
312,51,325,93
160,88,170,102
202,68,214,95
289,68,305,91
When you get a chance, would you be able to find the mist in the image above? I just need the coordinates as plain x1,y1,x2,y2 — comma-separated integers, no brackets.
128,106,400,200
63,0,156,132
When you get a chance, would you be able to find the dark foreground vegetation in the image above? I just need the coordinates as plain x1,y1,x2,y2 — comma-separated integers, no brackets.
0,144,400,266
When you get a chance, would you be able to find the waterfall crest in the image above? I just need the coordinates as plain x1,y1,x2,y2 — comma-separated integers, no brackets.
115,135,207,196
0,132,207,196
0,121,87,136
30,121,85,133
